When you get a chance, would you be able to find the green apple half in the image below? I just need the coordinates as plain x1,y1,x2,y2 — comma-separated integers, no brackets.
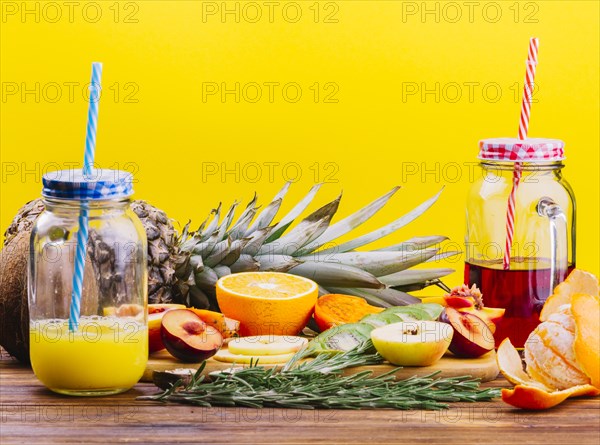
371,321,453,366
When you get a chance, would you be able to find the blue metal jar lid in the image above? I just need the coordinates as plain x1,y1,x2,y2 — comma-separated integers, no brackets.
42,169,134,200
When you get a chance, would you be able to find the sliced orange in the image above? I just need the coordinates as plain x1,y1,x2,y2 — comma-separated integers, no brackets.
572,293,600,389
540,269,599,321
188,308,240,339
216,272,318,336
497,338,550,390
314,294,383,331
218,272,316,299
501,384,600,410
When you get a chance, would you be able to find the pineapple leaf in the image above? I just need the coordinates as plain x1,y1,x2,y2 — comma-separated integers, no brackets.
196,214,211,236
179,220,192,244
317,188,444,255
260,195,340,256
189,286,210,309
227,208,257,240
194,267,219,291
378,268,454,287
297,186,400,255
242,226,273,257
374,235,448,252
217,202,239,239
245,198,283,235
212,265,231,279
204,238,231,268
327,287,393,308
426,251,461,262
191,230,220,257
266,183,323,243
227,194,258,237
363,288,421,306
256,254,303,272
245,182,291,234
289,262,383,289
220,238,250,267
230,254,260,273
189,255,204,273
328,287,420,307
298,249,439,277
202,203,222,240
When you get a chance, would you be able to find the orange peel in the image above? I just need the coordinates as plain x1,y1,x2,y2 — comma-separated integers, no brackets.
501,384,600,410
540,269,599,321
572,293,600,389
497,338,550,390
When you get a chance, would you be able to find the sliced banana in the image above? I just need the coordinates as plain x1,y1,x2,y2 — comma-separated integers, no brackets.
228,335,308,356
213,349,295,364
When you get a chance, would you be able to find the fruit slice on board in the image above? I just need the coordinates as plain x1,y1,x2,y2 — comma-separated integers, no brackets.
497,339,551,390
440,307,495,358
148,304,188,353
228,335,308,356
148,304,186,314
371,321,453,366
307,322,374,354
360,304,444,328
572,293,600,388
314,294,383,331
188,308,240,339
501,384,600,410
213,349,295,364
540,269,599,321
161,309,223,363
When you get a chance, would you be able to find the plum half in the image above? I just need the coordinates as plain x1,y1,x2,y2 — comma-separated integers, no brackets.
161,309,223,362
148,304,187,353
440,307,495,358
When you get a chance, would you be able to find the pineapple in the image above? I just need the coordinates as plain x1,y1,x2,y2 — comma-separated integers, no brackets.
169,183,456,310
4,184,456,310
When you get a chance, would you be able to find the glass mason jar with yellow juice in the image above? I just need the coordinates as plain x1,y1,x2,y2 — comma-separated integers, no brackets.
29,169,148,396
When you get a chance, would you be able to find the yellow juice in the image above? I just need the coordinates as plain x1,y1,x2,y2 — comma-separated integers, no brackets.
30,316,148,396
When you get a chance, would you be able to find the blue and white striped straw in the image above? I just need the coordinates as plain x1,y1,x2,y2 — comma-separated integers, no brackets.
83,62,102,176
69,62,102,332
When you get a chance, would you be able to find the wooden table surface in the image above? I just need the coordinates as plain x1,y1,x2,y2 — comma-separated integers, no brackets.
2,350,599,445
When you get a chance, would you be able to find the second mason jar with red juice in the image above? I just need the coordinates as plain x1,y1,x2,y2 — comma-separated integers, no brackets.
464,138,575,348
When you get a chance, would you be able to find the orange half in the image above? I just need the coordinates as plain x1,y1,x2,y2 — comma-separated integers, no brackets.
216,272,318,336
217,272,316,299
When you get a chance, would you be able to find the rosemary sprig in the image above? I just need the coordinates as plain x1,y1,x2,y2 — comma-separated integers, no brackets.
139,341,500,410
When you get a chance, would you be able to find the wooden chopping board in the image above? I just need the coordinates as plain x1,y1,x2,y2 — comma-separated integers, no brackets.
143,350,499,383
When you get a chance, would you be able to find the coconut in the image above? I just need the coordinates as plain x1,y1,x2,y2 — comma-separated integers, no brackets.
0,230,30,363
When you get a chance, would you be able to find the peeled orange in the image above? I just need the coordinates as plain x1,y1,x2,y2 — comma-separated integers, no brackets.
497,269,600,410
216,272,318,336
524,306,590,390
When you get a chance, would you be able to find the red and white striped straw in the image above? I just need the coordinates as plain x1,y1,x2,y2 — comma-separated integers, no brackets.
504,37,539,270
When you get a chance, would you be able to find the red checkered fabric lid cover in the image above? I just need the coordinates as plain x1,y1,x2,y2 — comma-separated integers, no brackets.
478,138,565,162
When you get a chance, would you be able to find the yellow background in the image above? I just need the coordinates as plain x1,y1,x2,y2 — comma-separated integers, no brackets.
1,1,599,290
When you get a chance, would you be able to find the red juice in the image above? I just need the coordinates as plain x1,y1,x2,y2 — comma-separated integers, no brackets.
464,260,575,348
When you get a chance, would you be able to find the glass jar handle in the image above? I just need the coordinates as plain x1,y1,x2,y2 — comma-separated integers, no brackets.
536,197,569,293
